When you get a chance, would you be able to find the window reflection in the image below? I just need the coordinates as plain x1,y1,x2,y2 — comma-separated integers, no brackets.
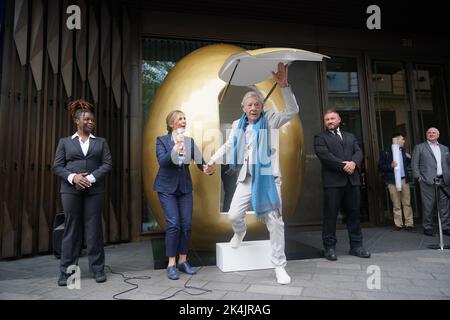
372,61,412,152
415,64,450,146
372,60,418,224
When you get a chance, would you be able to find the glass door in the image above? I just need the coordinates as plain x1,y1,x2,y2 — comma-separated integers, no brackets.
370,60,450,226
371,60,418,225
326,57,369,223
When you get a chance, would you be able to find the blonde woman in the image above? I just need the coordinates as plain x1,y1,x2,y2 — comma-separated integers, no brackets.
153,110,213,280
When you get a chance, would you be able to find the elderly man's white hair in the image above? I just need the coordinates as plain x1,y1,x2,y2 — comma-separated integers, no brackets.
241,91,264,107
426,127,440,134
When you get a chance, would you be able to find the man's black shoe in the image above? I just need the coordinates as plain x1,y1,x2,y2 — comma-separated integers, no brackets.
423,229,433,236
323,248,337,261
94,270,107,283
57,272,70,286
349,247,371,258
405,226,416,233
443,229,450,236
392,226,403,231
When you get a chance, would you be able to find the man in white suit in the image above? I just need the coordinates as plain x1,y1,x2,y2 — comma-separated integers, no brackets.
205,63,299,284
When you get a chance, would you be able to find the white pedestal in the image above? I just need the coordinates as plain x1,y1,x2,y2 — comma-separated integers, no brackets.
216,240,274,272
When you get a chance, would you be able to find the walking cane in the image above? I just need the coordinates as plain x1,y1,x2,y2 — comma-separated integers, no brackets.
427,177,450,250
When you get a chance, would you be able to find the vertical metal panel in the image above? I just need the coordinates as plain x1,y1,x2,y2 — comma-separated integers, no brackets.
13,0,27,65
98,0,111,242
111,12,121,107
60,0,73,98
128,5,142,241
100,0,110,88
21,32,37,256
75,0,87,84
1,0,135,259
47,0,59,75
28,0,46,254
122,7,131,94
121,92,130,241
87,4,99,102
38,23,53,253
29,0,43,91
0,0,17,257
16,50,30,255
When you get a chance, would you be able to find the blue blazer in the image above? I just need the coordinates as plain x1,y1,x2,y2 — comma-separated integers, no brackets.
378,147,411,184
153,134,204,194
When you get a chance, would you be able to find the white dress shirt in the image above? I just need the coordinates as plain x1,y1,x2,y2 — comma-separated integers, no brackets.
245,123,254,165
67,133,97,185
427,140,443,176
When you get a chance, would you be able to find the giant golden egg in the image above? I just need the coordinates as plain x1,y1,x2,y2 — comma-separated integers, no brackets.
142,44,305,250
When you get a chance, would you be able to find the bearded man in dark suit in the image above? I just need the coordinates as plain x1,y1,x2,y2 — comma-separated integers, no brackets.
314,110,370,261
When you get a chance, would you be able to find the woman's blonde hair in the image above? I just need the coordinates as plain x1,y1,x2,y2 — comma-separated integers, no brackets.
166,110,184,133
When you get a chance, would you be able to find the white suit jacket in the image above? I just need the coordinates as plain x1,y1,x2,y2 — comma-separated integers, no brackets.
210,86,299,182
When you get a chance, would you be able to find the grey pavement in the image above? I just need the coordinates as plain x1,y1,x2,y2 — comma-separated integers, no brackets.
1,226,450,300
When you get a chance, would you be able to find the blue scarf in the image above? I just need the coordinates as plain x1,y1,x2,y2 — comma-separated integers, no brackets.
231,113,281,216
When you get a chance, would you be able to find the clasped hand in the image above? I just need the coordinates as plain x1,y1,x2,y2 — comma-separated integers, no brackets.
342,161,356,175
74,172,91,190
203,162,215,175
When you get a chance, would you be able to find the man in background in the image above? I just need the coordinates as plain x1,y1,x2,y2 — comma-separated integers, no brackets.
378,133,415,232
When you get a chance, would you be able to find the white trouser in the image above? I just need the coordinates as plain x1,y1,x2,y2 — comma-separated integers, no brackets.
227,174,287,267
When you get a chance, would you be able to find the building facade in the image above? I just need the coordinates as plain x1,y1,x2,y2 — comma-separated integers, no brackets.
1,0,449,258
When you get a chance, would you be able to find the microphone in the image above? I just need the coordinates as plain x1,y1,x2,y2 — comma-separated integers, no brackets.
176,128,185,165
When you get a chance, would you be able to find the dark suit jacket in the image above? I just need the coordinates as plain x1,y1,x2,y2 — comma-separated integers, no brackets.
53,136,113,194
153,134,204,194
378,147,411,184
314,130,363,188
412,142,450,185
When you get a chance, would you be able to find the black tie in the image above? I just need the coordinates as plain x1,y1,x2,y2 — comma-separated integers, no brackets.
333,129,342,142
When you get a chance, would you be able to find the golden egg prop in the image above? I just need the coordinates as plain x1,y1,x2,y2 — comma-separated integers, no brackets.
142,44,305,250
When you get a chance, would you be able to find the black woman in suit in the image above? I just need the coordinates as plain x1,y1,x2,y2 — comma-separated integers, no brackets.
53,99,112,286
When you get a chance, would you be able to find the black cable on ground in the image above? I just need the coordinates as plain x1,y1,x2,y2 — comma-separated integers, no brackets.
159,249,212,300
159,266,212,300
105,265,152,300
106,248,212,300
